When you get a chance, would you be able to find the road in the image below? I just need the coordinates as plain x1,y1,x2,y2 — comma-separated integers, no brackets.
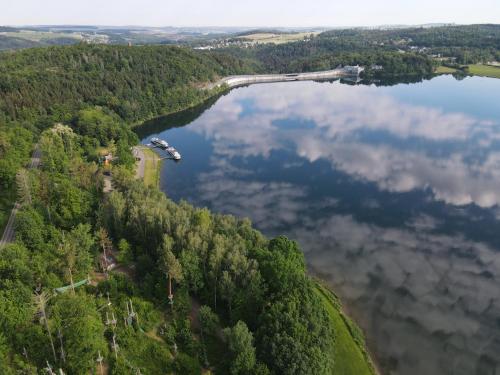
0,147,41,250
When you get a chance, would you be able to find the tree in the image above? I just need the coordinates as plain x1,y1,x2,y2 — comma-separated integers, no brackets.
16,168,32,206
220,270,236,319
198,305,220,366
256,236,306,296
116,238,133,264
223,321,256,375
14,207,46,251
97,227,112,274
179,249,204,293
33,291,57,363
199,305,219,337
158,235,183,282
0,332,14,375
52,294,107,375
208,234,227,309
158,235,183,304
256,280,335,375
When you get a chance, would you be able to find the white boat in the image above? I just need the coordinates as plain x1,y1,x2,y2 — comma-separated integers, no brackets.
151,137,169,149
151,137,181,160
166,146,181,160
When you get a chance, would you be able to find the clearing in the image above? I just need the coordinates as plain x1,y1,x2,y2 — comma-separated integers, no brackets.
435,65,457,74
467,64,500,79
237,31,320,44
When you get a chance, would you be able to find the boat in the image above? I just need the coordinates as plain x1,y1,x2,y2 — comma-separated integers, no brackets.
151,137,169,149
166,146,181,160
150,137,181,160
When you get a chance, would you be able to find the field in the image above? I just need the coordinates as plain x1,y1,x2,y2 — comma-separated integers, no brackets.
435,65,458,74
314,282,376,375
467,64,500,78
0,30,82,42
237,31,320,44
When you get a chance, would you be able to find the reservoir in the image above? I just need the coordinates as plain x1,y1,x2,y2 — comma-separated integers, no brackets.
138,75,500,375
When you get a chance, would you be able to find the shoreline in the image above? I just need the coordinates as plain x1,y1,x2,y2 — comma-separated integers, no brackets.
311,270,383,375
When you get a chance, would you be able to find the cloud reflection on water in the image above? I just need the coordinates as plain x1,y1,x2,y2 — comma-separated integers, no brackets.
191,81,500,207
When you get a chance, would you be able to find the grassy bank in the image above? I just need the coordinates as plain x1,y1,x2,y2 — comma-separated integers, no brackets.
314,282,377,375
467,64,500,78
435,64,500,78
435,65,458,74
140,146,162,187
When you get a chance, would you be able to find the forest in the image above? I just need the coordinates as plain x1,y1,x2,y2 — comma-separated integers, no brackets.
0,105,375,374
0,44,250,232
0,44,249,124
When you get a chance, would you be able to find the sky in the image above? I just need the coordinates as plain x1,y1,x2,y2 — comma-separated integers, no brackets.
1,0,499,27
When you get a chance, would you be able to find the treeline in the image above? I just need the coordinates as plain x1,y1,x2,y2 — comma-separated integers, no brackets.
0,44,250,124
310,24,500,64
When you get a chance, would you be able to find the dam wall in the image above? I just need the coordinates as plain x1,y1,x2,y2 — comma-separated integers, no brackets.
209,67,363,89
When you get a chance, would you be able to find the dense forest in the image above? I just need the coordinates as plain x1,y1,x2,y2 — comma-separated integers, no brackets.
0,44,249,124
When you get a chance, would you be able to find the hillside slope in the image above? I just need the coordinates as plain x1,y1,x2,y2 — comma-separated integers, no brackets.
0,44,250,124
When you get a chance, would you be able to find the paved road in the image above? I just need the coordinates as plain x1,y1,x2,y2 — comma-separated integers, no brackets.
0,147,41,250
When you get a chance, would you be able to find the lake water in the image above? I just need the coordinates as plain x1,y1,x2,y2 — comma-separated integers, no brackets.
138,75,500,375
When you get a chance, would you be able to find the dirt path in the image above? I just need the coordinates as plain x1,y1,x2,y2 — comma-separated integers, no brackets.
0,146,41,250
133,146,146,180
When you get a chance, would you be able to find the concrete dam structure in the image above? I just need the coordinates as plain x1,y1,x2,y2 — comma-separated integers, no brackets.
210,66,364,89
